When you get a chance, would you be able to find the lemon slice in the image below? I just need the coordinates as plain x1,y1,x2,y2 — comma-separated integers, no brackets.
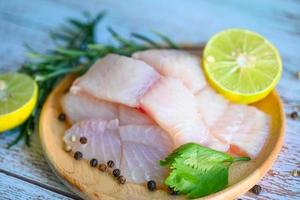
0,73,38,132
203,29,282,104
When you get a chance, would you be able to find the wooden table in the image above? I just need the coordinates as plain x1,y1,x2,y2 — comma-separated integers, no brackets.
0,0,299,199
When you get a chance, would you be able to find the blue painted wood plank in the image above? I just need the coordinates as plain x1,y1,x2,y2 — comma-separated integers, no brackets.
0,172,73,200
0,129,80,198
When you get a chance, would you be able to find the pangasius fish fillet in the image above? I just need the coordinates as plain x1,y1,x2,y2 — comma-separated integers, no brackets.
61,92,118,123
64,119,174,184
140,77,228,151
133,49,207,94
71,54,161,107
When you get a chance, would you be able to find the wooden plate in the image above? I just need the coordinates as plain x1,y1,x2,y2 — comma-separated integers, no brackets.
39,68,285,200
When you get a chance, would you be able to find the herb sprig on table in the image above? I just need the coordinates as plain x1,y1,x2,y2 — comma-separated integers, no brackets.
9,11,179,148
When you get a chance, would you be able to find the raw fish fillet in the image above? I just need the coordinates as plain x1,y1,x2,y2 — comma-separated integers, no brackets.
140,77,227,151
119,125,173,151
64,120,174,184
195,87,229,127
71,54,161,107
211,105,270,158
64,119,122,167
61,92,118,123
121,143,168,184
118,106,154,126
61,92,154,126
119,125,174,183
133,49,206,94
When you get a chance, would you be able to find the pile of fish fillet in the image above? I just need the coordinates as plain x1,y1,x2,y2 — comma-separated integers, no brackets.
62,50,270,184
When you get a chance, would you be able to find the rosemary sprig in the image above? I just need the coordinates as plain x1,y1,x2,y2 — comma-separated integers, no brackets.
9,11,179,148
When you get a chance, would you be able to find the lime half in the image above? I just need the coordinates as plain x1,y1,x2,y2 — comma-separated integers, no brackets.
203,29,282,104
0,73,38,132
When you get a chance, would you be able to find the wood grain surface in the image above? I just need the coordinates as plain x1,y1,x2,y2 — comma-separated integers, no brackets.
0,173,73,200
0,0,299,199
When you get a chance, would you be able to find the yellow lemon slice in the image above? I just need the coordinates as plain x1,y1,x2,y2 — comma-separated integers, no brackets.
203,29,282,104
0,73,38,132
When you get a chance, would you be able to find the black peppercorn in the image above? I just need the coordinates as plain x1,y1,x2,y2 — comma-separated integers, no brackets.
98,163,107,172
79,136,87,144
90,158,98,167
113,169,121,177
117,176,126,184
147,180,156,191
250,184,262,195
74,151,83,160
107,160,115,168
58,113,66,121
290,111,298,119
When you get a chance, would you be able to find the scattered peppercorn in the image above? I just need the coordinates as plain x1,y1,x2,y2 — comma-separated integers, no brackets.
117,176,126,184
63,144,72,152
249,184,262,195
147,180,156,191
107,160,115,168
290,111,299,119
291,170,300,177
98,163,107,172
58,113,66,121
79,136,88,144
168,187,178,195
113,169,121,177
90,158,98,167
74,151,83,160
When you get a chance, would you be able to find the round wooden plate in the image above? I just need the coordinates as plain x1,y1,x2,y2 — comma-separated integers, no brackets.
39,63,285,200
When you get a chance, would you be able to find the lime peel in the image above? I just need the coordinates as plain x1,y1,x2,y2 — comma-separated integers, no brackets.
0,74,38,132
